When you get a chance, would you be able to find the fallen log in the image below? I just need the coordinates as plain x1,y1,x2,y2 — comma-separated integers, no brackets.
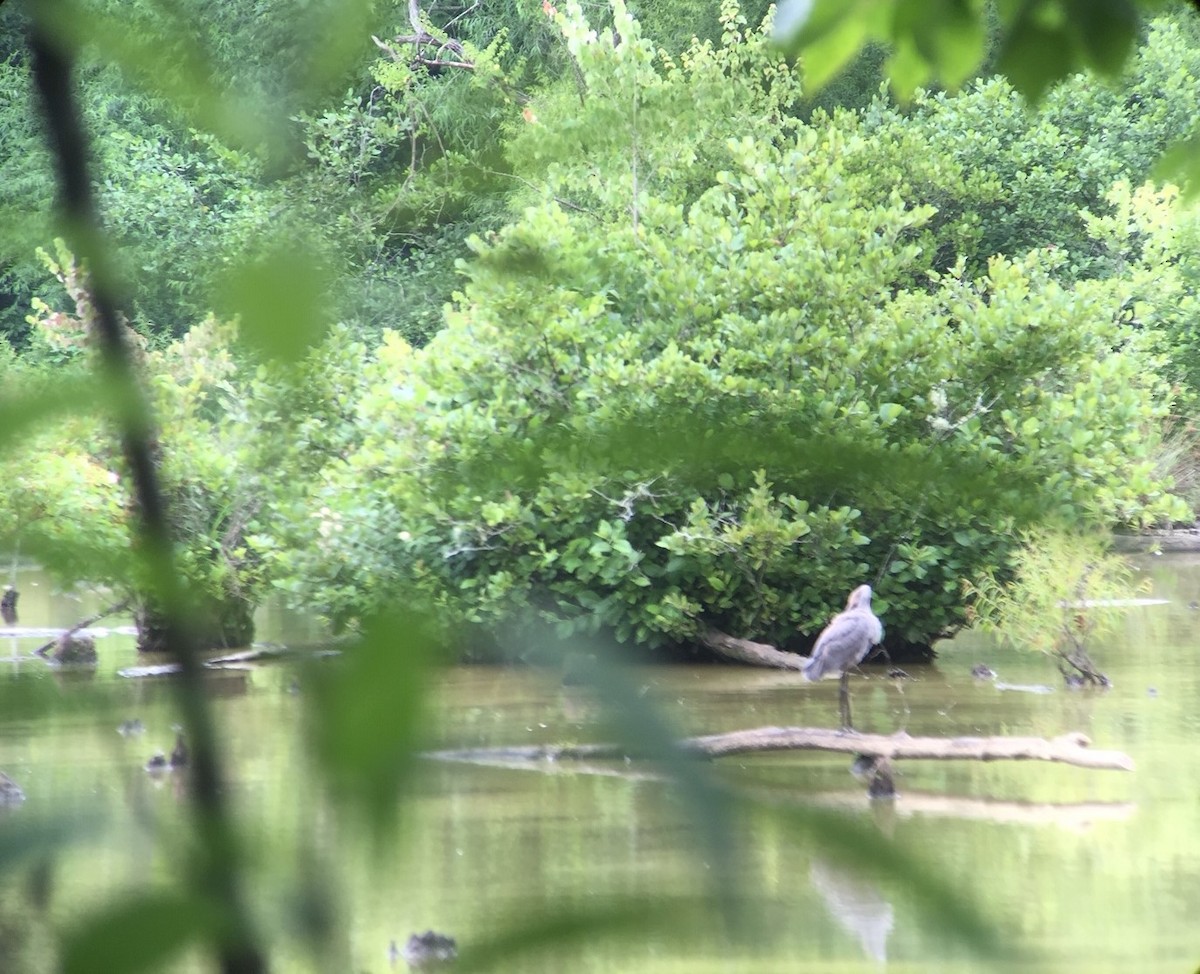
698,629,806,670
1111,529,1200,553
117,643,342,678
428,726,1133,772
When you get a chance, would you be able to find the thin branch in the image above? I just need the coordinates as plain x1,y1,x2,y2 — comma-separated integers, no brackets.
414,56,476,70
28,14,266,974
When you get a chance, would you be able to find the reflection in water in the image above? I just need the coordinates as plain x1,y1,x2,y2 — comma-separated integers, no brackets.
0,771,25,806
808,791,1136,831
558,686,599,726
809,856,894,963
1,587,17,625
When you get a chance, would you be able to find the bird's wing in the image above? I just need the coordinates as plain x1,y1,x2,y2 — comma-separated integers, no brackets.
804,605,884,681
811,617,869,660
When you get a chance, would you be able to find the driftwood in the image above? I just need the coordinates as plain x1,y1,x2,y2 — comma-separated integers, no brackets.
429,726,1134,772
118,643,341,678
699,628,806,670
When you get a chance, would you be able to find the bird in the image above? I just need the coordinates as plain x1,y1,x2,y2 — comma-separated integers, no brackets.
802,584,884,731
169,729,189,769
400,930,457,969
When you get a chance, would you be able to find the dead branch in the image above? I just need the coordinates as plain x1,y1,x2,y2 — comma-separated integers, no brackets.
33,596,132,658
684,727,1134,770
428,726,1134,772
373,35,475,71
373,0,470,69
416,57,476,70
408,0,465,53
699,628,806,670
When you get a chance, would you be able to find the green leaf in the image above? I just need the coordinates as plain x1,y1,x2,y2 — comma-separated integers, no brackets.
1066,0,1139,76
61,892,220,974
1153,131,1200,201
925,0,987,89
307,608,438,835
996,19,1075,102
778,0,882,93
219,247,332,363
888,0,985,92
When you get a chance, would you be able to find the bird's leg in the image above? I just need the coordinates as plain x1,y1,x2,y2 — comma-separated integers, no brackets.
839,671,854,732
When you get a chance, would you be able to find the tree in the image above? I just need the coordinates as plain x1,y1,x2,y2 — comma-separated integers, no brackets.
835,11,1200,285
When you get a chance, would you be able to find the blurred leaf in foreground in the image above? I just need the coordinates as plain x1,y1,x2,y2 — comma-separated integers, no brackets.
218,246,333,364
60,891,222,974
306,608,438,837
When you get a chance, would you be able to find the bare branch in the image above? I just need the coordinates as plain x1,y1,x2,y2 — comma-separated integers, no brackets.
416,56,476,70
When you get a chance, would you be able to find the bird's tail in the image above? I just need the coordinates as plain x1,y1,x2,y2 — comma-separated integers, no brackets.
801,656,825,682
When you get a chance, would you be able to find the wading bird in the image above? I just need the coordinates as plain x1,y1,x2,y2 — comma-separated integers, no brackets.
802,584,884,730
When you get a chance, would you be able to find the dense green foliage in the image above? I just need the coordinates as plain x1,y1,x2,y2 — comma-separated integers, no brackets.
276,1,1190,655
847,14,1200,283
4,0,1200,657
0,0,777,347
6,0,1200,655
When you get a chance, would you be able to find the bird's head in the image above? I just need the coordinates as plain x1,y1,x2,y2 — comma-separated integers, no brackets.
847,584,873,609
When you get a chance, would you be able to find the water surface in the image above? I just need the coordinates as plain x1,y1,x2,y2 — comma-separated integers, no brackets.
0,556,1197,972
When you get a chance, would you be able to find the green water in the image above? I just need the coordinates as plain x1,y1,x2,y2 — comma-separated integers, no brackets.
1,556,1198,973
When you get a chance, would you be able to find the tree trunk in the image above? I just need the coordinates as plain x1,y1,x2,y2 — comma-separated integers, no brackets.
136,597,255,654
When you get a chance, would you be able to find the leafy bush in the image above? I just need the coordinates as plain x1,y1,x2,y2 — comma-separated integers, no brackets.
849,11,1200,284
966,527,1149,684
281,3,1186,655
1,247,270,648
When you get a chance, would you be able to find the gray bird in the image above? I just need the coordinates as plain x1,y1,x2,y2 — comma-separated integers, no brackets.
803,584,884,730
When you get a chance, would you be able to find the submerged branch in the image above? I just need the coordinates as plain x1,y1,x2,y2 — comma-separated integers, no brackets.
429,726,1134,772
